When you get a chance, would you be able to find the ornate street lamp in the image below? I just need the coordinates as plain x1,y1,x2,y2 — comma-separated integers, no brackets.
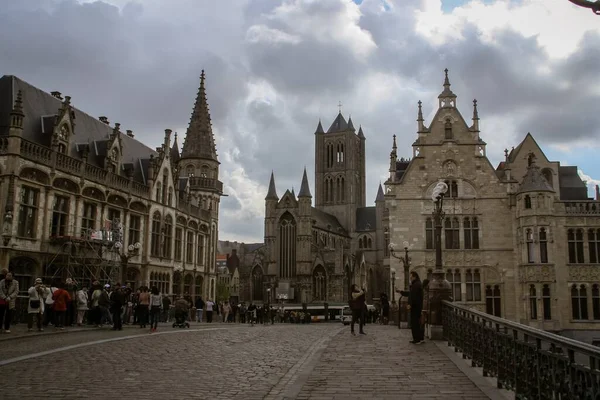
118,241,141,285
390,241,411,327
390,268,396,304
568,0,600,14
428,181,453,340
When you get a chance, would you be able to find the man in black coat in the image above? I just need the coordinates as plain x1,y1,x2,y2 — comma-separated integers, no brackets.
400,272,424,344
349,284,366,336
110,285,126,331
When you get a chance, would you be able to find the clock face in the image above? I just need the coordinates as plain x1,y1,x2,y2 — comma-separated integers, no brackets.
58,125,69,140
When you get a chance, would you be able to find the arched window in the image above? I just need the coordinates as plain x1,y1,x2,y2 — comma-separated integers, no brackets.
529,285,537,320
163,215,173,259
279,212,297,278
358,237,363,249
524,195,532,209
195,275,203,298
186,165,194,177
367,237,372,249
425,218,434,249
589,229,600,264
568,229,585,264
464,217,480,249
571,284,588,320
150,212,161,257
539,228,548,263
526,229,535,263
168,187,173,207
542,285,551,320
252,265,263,301
486,285,501,317
155,182,162,203
466,269,481,301
444,119,453,140
184,273,193,296
162,170,168,204
201,165,209,178
445,269,461,301
173,271,182,296
313,265,327,301
340,177,345,201
336,177,341,202
593,285,600,321
444,218,459,249
542,168,553,188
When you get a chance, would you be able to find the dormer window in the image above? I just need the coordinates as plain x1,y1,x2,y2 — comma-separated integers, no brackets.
58,125,69,141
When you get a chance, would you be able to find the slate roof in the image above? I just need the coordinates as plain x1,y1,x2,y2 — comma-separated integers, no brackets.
266,172,278,200
375,184,384,202
0,75,156,185
298,168,312,198
517,164,554,194
327,112,348,133
311,207,347,236
558,166,590,200
356,207,377,232
395,159,410,181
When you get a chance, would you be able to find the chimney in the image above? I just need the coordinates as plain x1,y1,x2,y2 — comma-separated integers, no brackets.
99,116,109,125
51,91,63,100
596,185,599,201
126,130,134,138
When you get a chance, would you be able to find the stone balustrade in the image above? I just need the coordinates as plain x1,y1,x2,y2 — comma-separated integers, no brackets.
564,201,600,215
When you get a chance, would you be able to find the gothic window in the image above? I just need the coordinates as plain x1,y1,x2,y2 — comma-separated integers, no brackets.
162,170,168,204
58,143,67,154
589,229,600,264
155,182,162,203
539,228,548,263
529,285,537,320
175,227,183,261
313,265,327,301
524,195,532,209
163,215,173,259
196,234,205,265
186,165,194,177
340,177,345,201
326,143,334,168
445,269,461,301
184,274,193,296
186,231,194,263
252,265,263,301
195,276,203,297
367,237,372,248
526,229,535,263
571,284,588,320
568,229,585,264
594,285,600,320
542,284,551,320
201,165,209,178
336,142,344,163
444,217,459,249
336,177,341,202
151,212,161,257
17,186,39,238
425,218,434,249
279,212,297,278
463,217,480,249
542,168,553,188
444,180,458,198
466,269,481,301
359,237,363,249
128,214,141,246
444,119,453,140
51,195,69,237
486,285,501,317
173,272,182,296
58,124,69,141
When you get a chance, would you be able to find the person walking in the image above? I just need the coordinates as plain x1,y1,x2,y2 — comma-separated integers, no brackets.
52,283,71,329
195,296,204,323
205,299,215,323
0,272,19,333
349,284,366,336
149,286,162,332
76,286,89,326
110,285,126,331
401,271,424,344
27,278,45,332
222,301,231,323
138,286,150,328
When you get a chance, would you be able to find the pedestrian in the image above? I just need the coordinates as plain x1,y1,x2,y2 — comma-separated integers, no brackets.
401,271,424,344
349,284,366,336
205,298,215,323
0,272,19,333
27,278,45,332
110,285,126,331
90,282,102,327
195,296,204,323
76,286,89,326
380,292,390,325
162,294,171,322
65,278,77,326
149,286,162,332
52,282,71,329
247,302,257,326
138,286,150,328
421,279,430,339
98,284,113,326
222,301,231,323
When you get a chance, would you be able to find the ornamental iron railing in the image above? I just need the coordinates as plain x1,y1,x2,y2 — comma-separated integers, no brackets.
443,300,600,399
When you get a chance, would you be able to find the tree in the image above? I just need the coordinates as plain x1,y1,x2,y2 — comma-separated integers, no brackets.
216,281,230,302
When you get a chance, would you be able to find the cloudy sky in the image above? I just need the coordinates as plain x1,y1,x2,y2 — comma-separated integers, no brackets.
1,0,599,244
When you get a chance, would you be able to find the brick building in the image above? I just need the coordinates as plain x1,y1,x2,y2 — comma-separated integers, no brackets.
0,71,222,307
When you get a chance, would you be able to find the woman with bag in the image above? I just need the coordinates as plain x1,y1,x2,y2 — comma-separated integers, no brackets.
0,272,19,333
76,286,89,326
27,278,46,332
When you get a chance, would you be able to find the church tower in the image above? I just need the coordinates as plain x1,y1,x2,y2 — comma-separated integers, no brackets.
179,70,223,292
314,111,366,232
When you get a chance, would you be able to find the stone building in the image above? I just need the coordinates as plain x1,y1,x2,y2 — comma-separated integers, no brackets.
240,112,387,306
386,70,600,341
0,71,222,306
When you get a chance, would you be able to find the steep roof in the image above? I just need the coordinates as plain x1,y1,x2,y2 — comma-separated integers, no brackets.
356,207,377,232
311,207,347,236
170,133,180,163
558,166,590,200
298,168,312,198
327,112,348,133
375,183,385,202
314,120,324,134
265,171,278,200
180,70,218,162
517,163,554,194
0,75,156,185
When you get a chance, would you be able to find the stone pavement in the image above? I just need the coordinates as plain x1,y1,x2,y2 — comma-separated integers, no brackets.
0,323,500,400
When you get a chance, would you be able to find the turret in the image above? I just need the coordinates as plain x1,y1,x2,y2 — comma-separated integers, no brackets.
298,167,312,216
389,135,397,182
471,99,479,132
438,69,457,109
417,100,424,133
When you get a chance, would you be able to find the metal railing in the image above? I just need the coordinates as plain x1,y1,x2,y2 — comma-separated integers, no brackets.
443,301,600,399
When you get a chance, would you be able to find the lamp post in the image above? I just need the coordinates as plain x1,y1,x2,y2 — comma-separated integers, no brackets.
390,269,396,303
266,287,271,324
389,241,411,328
118,241,141,286
428,181,452,340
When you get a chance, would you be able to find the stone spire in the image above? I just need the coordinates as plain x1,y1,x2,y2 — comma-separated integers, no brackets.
265,171,278,200
517,153,554,194
298,167,312,198
358,125,365,139
389,134,397,179
472,99,479,131
375,183,385,202
347,116,355,131
170,132,180,163
181,70,218,162
417,100,424,132
438,68,457,109
315,119,324,134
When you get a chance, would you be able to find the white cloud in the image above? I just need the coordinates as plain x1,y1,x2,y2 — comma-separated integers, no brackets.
579,170,600,198
246,25,302,45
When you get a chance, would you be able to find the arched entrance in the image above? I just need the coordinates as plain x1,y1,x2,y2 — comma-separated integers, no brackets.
252,265,264,302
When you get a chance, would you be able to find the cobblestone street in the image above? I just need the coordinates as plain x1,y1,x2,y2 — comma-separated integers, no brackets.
0,323,492,400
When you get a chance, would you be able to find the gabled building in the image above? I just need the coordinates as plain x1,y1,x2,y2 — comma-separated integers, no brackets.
387,70,600,342
0,71,222,303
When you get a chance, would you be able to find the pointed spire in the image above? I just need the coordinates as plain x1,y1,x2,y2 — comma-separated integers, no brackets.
392,134,397,152
298,167,312,198
347,116,355,131
417,100,424,132
472,99,480,131
170,132,180,163
10,90,24,129
358,125,365,139
315,119,324,134
265,171,278,200
181,70,218,162
375,183,385,202
291,187,296,199
327,112,348,133
438,68,457,108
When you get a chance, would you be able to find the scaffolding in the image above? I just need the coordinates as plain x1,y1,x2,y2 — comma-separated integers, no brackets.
44,218,124,287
